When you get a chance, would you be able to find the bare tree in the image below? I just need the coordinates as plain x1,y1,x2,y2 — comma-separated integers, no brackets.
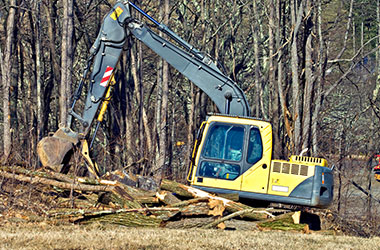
311,0,327,155
155,0,170,182
290,0,305,154
301,0,315,153
1,0,17,163
60,0,74,126
34,1,43,142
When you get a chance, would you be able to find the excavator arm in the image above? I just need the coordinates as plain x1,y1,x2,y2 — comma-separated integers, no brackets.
37,1,250,173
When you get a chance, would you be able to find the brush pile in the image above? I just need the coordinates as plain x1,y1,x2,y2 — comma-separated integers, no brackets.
0,166,333,231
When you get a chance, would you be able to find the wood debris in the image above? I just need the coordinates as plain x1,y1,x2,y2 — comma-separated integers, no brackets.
0,165,316,231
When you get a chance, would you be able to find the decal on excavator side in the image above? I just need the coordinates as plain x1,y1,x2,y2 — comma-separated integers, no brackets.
100,66,114,87
110,6,124,21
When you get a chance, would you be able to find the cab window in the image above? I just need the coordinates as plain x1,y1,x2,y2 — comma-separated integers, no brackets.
247,127,263,164
202,124,244,161
198,161,240,180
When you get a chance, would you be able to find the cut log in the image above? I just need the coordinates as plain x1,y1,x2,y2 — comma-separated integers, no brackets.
0,169,143,209
79,177,154,198
49,207,180,226
0,170,113,192
76,212,162,227
136,196,159,205
156,190,181,205
180,202,210,216
258,211,293,224
257,212,308,232
104,171,158,192
110,186,142,209
203,208,274,229
170,197,209,207
0,166,74,183
160,179,194,198
208,199,225,216
44,169,77,183
52,207,179,217
292,211,301,224
165,217,215,229
161,179,268,220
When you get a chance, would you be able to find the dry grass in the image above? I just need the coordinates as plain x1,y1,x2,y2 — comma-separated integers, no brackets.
0,223,379,250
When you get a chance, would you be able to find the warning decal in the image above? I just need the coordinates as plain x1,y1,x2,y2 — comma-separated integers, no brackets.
110,6,124,21
100,66,113,87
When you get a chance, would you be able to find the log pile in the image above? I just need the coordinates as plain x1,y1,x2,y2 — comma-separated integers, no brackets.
0,166,315,231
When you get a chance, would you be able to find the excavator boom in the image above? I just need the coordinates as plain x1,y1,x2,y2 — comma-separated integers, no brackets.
37,2,249,171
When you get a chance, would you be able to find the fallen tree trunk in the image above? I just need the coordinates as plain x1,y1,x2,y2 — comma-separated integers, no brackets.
0,170,143,209
203,208,274,229
165,217,215,229
136,196,159,205
160,179,194,198
0,170,113,192
161,179,268,220
170,197,209,207
50,207,180,218
0,166,75,183
76,212,163,227
79,177,155,198
156,190,182,205
180,202,210,216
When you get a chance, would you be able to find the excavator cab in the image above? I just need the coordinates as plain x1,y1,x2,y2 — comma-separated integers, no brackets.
188,114,334,208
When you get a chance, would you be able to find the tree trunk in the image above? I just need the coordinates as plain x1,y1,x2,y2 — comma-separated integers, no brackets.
275,0,290,158
290,0,305,154
60,0,74,126
268,0,275,119
44,0,60,83
35,1,43,143
155,47,162,168
301,0,314,154
252,0,261,117
155,0,170,183
184,82,195,180
311,0,326,155
120,53,134,166
44,0,60,134
2,0,17,163
129,44,152,171
374,0,380,105
268,0,281,157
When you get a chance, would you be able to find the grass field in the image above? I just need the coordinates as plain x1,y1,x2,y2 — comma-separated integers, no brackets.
0,223,379,250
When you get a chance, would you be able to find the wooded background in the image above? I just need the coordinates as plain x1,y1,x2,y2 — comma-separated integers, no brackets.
0,0,380,220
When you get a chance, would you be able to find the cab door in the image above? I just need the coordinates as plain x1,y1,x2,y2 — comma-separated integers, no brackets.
192,122,245,191
240,124,273,194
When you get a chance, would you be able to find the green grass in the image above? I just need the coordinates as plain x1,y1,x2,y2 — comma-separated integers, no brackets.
0,223,379,250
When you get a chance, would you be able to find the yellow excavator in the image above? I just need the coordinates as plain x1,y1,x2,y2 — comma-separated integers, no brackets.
37,1,333,208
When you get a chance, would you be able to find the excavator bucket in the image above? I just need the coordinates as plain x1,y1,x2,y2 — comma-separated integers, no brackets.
37,128,79,171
